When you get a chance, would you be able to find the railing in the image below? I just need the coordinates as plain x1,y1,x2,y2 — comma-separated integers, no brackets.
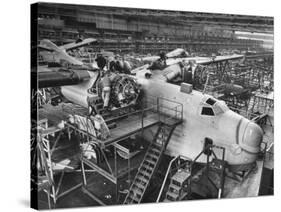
157,144,226,202
61,95,183,144
156,155,188,202
145,95,183,125
124,124,168,204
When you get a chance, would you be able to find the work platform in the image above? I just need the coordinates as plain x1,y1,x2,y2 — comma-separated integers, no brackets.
39,96,182,146
36,96,183,208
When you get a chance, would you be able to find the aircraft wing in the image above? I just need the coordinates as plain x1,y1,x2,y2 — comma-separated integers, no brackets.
38,45,54,52
141,55,160,62
36,66,91,88
141,48,189,62
166,48,189,58
133,54,244,80
197,54,244,65
61,38,97,51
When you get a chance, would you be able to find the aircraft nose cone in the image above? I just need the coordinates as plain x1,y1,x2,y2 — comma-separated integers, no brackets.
240,122,263,153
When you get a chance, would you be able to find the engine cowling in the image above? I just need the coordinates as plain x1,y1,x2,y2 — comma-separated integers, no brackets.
98,74,140,108
110,74,140,108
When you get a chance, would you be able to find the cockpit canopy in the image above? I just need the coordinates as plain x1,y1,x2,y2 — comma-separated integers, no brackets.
200,97,228,116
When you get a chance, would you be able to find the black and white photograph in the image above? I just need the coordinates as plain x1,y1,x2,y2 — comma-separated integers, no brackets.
30,1,274,210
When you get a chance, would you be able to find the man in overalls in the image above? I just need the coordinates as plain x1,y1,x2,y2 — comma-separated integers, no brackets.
100,70,111,109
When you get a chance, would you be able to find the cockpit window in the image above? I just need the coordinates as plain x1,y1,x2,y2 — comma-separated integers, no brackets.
206,98,216,106
201,107,214,116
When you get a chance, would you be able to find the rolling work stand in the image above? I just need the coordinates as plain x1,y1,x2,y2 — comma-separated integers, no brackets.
156,143,226,202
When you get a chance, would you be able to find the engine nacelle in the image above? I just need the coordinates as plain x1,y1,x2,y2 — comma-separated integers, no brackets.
98,74,140,109
110,74,140,108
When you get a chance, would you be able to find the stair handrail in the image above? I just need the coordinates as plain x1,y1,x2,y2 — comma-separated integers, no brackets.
124,124,163,204
156,96,183,124
156,155,179,202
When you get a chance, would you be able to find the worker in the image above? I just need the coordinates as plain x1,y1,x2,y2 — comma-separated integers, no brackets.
150,51,167,70
181,61,193,84
109,60,116,72
114,55,124,73
122,58,132,74
100,70,111,109
95,54,107,70
75,33,84,43
107,56,116,72
115,60,124,73
159,51,167,66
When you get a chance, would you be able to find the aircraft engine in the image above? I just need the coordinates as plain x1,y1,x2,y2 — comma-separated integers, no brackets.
109,75,140,108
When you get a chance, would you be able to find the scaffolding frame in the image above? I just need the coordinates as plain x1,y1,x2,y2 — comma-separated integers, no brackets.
34,118,83,208
61,96,183,205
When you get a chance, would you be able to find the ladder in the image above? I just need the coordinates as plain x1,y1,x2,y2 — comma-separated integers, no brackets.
123,123,175,204
164,170,191,202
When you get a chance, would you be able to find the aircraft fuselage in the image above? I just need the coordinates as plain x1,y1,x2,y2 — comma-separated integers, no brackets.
137,77,263,167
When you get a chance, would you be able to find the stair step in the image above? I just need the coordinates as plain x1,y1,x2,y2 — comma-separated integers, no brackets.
132,183,145,191
157,133,168,139
149,148,161,154
169,183,181,191
166,191,179,200
127,195,140,203
147,154,159,161
156,137,165,143
139,171,151,178
123,124,175,204
142,164,154,171
136,175,149,183
131,188,143,197
151,143,162,149
139,168,152,176
144,158,157,165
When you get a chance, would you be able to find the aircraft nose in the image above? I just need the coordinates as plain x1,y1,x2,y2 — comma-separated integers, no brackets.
240,121,263,154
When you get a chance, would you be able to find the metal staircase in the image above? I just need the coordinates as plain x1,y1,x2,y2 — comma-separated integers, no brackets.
164,170,191,202
123,123,175,204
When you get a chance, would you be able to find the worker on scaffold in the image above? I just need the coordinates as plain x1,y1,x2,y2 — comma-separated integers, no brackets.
100,69,111,110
